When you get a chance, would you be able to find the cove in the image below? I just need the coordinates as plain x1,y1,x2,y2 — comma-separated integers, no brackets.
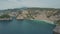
0,19,56,34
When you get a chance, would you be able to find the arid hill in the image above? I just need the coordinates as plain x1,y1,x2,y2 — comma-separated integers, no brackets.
0,7,60,24
16,8,60,24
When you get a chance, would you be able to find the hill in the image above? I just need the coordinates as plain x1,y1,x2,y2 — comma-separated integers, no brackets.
0,7,60,24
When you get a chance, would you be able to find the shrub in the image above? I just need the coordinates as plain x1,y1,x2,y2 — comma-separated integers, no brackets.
0,14,10,18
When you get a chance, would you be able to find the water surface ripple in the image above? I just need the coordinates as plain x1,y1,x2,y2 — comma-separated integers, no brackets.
0,19,55,34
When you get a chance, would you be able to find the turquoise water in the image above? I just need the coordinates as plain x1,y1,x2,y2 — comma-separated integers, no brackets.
0,19,55,34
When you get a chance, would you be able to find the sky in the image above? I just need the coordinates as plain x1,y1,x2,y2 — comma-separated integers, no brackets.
0,0,60,10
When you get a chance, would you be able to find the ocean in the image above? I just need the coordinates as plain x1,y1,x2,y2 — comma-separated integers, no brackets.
0,19,55,34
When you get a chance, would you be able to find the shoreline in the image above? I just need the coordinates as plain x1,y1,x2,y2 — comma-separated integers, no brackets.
32,19,55,25
16,18,55,25
0,17,55,25
0,18,12,20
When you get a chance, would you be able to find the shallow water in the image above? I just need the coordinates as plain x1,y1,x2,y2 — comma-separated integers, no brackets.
0,19,55,34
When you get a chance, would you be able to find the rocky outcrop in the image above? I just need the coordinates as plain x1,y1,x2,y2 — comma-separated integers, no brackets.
53,25,60,34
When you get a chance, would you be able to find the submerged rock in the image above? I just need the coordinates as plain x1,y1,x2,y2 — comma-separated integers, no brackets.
53,25,60,34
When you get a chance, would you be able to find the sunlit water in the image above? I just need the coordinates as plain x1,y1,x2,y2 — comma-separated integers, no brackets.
0,19,55,34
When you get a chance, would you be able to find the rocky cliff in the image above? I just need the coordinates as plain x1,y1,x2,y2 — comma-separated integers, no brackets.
16,8,60,23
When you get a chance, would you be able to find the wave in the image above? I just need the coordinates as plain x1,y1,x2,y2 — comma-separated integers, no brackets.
31,19,55,25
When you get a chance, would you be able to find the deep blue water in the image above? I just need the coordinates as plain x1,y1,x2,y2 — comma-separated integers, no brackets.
0,19,55,34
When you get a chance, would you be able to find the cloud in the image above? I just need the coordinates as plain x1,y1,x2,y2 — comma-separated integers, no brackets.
0,0,60,10
0,0,23,10
0,0,8,1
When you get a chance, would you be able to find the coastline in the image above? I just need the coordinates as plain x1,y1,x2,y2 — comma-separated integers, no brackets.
30,19,55,25
0,18,12,20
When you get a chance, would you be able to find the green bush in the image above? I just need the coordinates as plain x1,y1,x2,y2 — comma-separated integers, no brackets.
0,14,10,18
56,20,60,25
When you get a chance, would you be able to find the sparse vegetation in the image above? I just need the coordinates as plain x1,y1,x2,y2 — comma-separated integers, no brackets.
55,20,60,25
1,7,60,25
0,14,10,18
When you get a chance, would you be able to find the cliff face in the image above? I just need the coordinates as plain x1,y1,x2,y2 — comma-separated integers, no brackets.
16,8,60,22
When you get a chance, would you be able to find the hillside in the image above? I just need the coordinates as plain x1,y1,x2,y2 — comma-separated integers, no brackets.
16,7,60,24
0,7,60,24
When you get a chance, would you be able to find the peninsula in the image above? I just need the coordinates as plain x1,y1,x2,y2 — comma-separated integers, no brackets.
0,14,12,20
